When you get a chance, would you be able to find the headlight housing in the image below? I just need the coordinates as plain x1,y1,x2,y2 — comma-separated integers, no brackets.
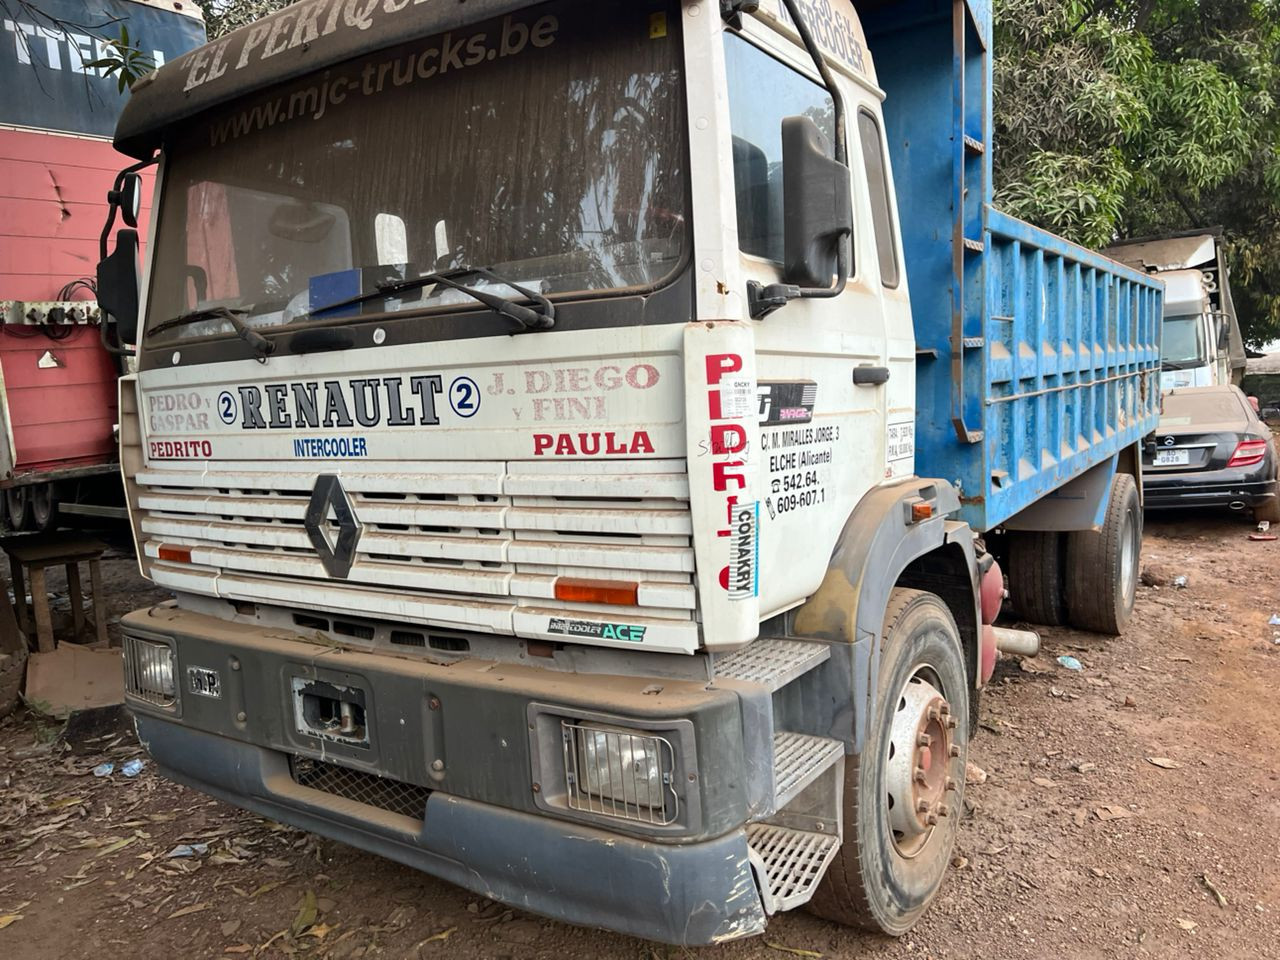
563,721,677,825
123,635,177,707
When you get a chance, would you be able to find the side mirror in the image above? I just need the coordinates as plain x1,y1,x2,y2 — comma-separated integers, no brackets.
1217,316,1231,350
782,115,852,288
108,172,143,229
97,228,141,344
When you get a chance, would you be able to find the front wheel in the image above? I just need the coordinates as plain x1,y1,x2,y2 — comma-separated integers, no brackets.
808,588,969,935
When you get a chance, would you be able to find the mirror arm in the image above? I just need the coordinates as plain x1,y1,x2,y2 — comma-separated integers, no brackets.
100,156,157,262
98,156,156,357
100,311,135,359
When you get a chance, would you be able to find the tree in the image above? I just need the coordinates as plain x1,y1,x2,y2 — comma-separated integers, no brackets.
204,0,293,39
993,0,1280,347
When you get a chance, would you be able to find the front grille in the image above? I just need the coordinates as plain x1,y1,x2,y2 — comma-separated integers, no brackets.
562,721,678,826
132,462,697,647
123,635,176,707
289,756,430,820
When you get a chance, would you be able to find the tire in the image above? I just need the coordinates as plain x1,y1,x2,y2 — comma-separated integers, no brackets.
1006,531,1066,626
30,483,56,533
1065,473,1140,635
808,588,969,935
4,486,30,533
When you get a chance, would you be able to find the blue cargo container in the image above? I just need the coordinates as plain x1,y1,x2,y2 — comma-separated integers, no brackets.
863,0,1163,534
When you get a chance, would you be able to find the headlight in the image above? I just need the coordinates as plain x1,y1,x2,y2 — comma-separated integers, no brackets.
123,636,176,707
563,721,677,824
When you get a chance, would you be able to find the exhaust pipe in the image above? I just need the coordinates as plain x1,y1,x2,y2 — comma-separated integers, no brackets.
1229,501,1246,511
992,627,1040,658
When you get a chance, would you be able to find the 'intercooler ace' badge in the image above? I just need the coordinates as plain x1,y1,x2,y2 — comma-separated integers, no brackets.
548,618,647,643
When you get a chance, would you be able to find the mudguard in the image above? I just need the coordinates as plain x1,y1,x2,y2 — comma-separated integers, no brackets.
788,478,980,753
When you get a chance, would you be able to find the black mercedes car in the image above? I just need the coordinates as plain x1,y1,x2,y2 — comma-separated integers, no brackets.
1143,385,1280,522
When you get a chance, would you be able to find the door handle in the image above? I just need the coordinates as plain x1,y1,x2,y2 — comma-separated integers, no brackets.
853,365,891,386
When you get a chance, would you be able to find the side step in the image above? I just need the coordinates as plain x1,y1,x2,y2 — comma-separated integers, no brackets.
746,823,841,914
713,638,830,692
773,732,844,811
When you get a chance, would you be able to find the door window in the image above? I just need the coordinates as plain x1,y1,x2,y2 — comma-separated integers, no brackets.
857,109,900,288
724,33,837,265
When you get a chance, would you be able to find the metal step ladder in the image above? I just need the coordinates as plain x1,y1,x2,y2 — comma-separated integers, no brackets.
713,637,830,691
746,822,842,914
715,638,847,913
747,731,845,913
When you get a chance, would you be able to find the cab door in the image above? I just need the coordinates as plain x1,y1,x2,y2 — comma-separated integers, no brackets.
719,22,905,617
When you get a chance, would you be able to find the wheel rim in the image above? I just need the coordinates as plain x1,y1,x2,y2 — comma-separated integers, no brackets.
1119,506,1138,605
885,666,960,858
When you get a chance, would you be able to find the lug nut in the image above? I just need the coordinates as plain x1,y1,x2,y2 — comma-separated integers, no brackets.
949,745,961,758
937,805,950,818
944,777,958,792
916,799,930,813
918,733,933,748
925,813,939,826
945,716,958,730
927,705,941,721
939,702,951,716
914,769,927,785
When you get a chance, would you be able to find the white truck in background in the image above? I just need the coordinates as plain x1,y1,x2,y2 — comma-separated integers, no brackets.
1107,232,1246,392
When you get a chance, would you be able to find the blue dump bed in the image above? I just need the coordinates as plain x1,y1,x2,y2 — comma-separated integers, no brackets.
861,0,1162,532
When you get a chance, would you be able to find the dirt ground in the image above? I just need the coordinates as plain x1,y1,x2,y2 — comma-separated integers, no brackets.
1,513,1278,960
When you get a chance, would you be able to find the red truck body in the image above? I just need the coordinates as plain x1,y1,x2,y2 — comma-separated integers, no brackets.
0,0,203,525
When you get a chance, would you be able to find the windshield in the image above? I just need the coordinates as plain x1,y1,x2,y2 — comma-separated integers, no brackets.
1161,315,1206,368
145,0,687,343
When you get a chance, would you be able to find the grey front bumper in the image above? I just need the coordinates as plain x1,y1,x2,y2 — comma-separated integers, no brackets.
137,717,765,944
122,604,768,945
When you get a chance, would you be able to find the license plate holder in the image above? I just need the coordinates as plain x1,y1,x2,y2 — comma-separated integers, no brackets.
1155,449,1190,466
187,666,221,699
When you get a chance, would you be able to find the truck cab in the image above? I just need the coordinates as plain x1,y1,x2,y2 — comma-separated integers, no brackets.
100,0,1159,945
1107,232,1245,392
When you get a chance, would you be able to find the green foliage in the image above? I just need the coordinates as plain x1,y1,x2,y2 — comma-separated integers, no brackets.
82,24,156,92
994,0,1280,347
205,0,294,40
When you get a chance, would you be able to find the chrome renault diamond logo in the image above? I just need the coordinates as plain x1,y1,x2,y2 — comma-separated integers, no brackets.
1164,436,1176,447
305,475,361,578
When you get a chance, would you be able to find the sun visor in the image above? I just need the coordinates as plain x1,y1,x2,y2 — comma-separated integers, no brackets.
115,0,541,159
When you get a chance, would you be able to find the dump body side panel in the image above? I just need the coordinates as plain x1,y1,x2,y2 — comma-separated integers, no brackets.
863,0,1161,533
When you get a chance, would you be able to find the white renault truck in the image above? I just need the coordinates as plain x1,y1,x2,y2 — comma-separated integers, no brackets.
1107,232,1245,392
98,0,1161,944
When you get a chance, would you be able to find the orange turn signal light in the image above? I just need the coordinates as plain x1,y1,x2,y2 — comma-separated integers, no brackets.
911,502,934,523
554,577,639,607
157,544,192,563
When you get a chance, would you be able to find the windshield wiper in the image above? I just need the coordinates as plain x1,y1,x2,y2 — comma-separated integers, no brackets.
306,266,555,330
1162,360,1202,371
148,306,276,358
